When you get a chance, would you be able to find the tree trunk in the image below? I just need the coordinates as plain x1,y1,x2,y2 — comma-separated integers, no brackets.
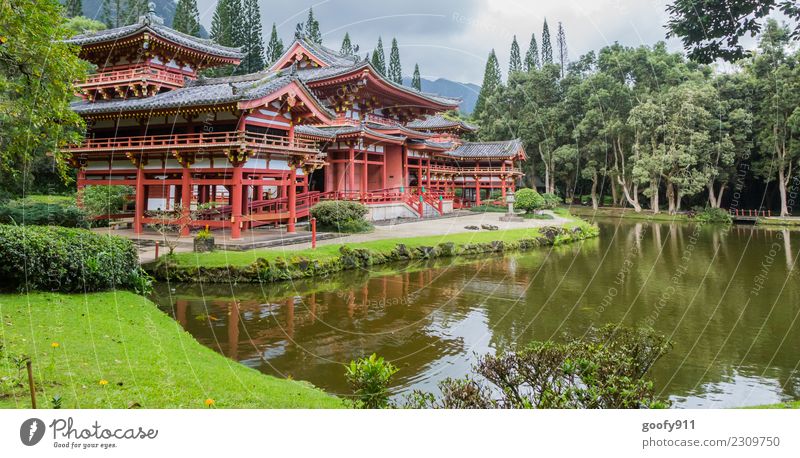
650,178,660,214
610,175,619,207
590,172,599,210
707,181,718,208
716,183,725,208
779,165,789,217
618,176,641,212
666,182,676,214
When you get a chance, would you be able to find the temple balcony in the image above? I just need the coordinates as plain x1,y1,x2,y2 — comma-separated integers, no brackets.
429,164,523,176
67,131,321,157
76,67,187,101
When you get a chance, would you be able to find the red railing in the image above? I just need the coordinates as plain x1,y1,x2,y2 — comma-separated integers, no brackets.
70,131,319,154
730,209,772,218
78,67,185,88
331,113,402,127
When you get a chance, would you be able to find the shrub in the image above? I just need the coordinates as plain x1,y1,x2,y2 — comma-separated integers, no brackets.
0,224,140,292
345,353,398,408
541,193,562,209
80,185,133,219
311,201,371,233
693,207,732,225
404,325,671,409
0,198,88,228
514,188,545,213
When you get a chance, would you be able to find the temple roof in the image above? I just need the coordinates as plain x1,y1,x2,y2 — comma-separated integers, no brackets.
295,125,337,140
446,139,525,159
281,38,361,68
315,124,407,144
71,71,333,119
64,11,243,60
406,115,477,132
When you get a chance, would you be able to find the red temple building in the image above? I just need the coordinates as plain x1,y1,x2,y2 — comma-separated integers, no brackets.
65,8,526,239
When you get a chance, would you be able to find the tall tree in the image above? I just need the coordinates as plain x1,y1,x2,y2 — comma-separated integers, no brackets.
509,35,522,75
100,0,124,28
172,0,200,37
1,0,90,194
371,36,386,75
388,38,402,84
340,32,353,55
123,0,148,26
265,23,284,66
541,19,553,64
239,0,264,73
556,22,568,77
474,49,502,118
748,20,800,216
666,0,800,63
524,33,540,71
64,0,82,17
411,64,422,90
211,0,242,48
305,7,321,44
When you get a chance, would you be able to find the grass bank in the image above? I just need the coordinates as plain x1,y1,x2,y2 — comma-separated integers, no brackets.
757,217,800,227
568,206,691,222
749,401,800,409
0,292,340,409
148,219,599,283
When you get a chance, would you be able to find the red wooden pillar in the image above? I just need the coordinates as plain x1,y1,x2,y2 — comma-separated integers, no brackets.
181,165,191,236
426,157,431,190
348,143,355,193
288,167,297,233
475,176,482,206
362,151,368,196
230,164,243,239
382,151,388,190
401,146,408,190
134,165,145,234
76,169,86,207
501,176,507,199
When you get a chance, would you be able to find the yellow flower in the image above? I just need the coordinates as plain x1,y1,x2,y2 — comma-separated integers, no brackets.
51,342,60,348
204,398,215,407
99,379,109,386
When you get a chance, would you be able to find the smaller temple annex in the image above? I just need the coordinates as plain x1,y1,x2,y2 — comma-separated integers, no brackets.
65,8,526,238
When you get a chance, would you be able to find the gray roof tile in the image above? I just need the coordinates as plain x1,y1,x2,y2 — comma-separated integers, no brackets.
64,13,243,60
447,139,524,159
407,115,477,131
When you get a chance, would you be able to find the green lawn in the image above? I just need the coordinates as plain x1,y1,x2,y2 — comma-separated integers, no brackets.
568,206,691,222
170,220,589,268
0,292,340,409
749,401,800,409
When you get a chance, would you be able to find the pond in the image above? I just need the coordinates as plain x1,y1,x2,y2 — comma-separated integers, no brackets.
151,219,800,408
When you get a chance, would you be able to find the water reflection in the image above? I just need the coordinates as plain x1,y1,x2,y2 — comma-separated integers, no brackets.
152,220,800,407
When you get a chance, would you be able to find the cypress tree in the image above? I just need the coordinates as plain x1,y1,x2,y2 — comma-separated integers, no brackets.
411,64,421,90
211,0,242,48
172,0,200,37
305,7,322,44
124,0,149,25
100,0,124,28
388,38,402,84
265,23,284,66
509,35,522,75
340,32,353,55
541,19,553,64
556,21,568,77
371,37,386,75
64,0,82,18
474,49,502,117
524,33,540,71
239,0,264,73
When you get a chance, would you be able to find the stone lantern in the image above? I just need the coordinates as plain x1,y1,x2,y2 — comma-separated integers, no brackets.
500,193,523,222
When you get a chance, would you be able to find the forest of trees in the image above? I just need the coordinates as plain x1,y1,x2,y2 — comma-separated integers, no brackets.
473,18,800,216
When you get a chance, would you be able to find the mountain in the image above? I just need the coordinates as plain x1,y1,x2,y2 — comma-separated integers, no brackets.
74,0,208,37
402,77,480,115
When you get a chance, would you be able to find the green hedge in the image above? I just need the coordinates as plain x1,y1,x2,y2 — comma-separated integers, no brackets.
0,225,142,292
310,201,372,233
0,198,88,228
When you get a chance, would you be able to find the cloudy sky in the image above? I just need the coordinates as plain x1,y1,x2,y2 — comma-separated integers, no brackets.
194,0,685,84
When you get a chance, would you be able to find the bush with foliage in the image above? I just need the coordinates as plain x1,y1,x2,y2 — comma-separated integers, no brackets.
693,207,733,225
310,201,372,233
0,224,143,293
80,185,133,219
541,193,563,209
345,353,399,408
400,326,671,409
0,197,88,228
514,188,545,213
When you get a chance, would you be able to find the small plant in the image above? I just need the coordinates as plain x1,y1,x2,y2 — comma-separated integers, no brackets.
345,353,398,408
51,395,63,409
311,201,372,233
693,207,733,225
195,227,213,240
514,188,545,213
